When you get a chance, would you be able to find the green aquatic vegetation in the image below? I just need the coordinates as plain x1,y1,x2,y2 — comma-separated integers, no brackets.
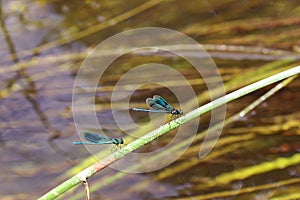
38,66,300,200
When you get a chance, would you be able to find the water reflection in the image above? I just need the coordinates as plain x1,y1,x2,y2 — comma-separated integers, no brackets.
0,0,300,199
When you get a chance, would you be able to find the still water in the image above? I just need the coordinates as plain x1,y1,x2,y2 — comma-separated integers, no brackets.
0,1,300,199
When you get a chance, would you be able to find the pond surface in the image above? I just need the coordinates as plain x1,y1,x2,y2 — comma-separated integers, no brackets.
0,1,300,200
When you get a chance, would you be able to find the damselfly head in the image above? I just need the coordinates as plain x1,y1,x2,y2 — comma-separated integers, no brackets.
171,109,183,115
113,138,124,145
119,138,124,144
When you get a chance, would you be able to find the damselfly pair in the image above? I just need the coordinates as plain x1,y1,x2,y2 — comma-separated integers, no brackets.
73,95,183,147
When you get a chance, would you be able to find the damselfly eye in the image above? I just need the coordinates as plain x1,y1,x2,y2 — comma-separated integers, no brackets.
171,109,180,115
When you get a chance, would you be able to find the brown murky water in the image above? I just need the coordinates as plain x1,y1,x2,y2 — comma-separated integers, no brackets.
0,1,300,199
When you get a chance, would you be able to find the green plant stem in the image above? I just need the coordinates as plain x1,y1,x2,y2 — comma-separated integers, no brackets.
38,65,300,200
110,72,298,199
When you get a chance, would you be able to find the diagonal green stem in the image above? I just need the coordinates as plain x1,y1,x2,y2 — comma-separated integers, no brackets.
38,65,300,200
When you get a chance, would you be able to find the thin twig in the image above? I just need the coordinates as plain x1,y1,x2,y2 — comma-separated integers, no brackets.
83,180,90,200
